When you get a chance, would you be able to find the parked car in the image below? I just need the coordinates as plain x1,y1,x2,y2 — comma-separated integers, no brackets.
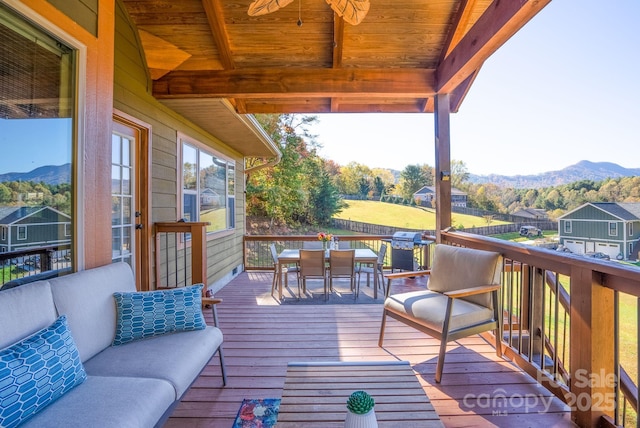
519,226,542,237
585,252,610,260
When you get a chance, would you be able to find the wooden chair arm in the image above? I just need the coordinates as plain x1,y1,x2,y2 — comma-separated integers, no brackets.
202,297,223,306
384,270,431,280
444,284,501,299
384,270,431,298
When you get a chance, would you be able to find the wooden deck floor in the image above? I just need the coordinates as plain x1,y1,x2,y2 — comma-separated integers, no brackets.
165,271,576,428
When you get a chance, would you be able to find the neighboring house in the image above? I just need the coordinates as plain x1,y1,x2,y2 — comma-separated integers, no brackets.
513,208,549,220
200,188,222,209
0,206,71,253
558,202,640,260
414,186,468,207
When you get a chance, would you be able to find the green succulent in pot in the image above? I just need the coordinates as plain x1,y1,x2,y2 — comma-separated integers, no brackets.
346,390,375,414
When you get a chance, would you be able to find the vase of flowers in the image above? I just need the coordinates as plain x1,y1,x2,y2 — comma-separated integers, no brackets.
317,232,332,250
344,391,377,428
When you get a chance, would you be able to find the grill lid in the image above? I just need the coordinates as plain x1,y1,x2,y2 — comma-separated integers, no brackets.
391,231,422,243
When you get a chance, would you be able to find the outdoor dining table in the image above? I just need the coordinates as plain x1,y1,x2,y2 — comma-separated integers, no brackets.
276,248,379,301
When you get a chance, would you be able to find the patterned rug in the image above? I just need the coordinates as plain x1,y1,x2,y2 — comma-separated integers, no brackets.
232,398,281,428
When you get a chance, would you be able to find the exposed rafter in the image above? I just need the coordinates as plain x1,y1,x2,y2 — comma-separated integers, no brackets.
436,0,551,94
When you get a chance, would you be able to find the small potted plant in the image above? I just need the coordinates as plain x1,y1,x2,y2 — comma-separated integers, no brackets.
345,390,377,428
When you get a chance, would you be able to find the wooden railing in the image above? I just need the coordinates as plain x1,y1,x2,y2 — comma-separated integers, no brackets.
440,230,640,428
154,221,208,293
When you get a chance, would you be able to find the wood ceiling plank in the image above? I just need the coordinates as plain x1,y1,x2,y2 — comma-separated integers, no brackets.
152,68,436,99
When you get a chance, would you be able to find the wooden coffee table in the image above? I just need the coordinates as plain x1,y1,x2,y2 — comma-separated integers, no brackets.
278,361,443,427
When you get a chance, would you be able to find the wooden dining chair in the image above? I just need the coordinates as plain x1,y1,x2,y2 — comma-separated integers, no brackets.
298,249,328,299
357,243,387,294
327,249,356,299
379,244,503,383
270,243,300,299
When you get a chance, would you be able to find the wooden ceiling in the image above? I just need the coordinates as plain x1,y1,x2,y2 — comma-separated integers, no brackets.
121,0,550,115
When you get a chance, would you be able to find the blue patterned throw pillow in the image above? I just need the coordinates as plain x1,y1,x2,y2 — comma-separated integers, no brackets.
0,315,87,428
112,284,206,346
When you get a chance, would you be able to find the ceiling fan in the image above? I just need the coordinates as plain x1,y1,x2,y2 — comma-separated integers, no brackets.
247,0,370,26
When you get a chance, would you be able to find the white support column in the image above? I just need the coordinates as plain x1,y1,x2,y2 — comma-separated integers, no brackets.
434,94,452,242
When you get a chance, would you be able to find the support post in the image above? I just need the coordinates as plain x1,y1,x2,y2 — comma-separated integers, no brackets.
569,266,615,426
434,93,452,243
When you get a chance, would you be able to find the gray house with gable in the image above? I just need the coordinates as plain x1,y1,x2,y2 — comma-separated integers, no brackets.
0,206,72,253
558,202,640,260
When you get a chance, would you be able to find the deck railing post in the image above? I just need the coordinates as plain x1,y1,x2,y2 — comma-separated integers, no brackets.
570,266,615,427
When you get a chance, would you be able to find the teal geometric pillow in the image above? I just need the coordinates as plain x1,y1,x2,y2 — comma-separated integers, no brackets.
112,284,206,346
0,315,87,428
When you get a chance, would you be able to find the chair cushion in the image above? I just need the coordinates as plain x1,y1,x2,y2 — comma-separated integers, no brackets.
20,376,175,428
0,280,57,350
50,262,137,362
112,284,206,346
85,326,222,400
384,290,494,333
0,316,86,428
427,245,501,307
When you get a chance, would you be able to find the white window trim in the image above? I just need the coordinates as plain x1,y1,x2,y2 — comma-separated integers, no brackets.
17,225,27,240
608,222,617,237
564,220,572,234
177,133,236,237
629,222,633,237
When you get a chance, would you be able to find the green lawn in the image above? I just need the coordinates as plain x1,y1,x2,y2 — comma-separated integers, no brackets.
334,200,509,229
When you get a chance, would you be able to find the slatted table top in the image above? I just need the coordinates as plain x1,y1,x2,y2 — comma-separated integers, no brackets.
278,361,444,427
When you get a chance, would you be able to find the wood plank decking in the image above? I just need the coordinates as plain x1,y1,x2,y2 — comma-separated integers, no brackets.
165,271,576,428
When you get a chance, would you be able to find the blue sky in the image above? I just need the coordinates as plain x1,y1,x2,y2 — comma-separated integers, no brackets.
0,118,71,173
311,0,640,176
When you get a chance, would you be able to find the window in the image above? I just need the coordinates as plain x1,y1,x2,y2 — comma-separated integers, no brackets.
0,4,75,259
17,226,27,240
564,221,572,234
629,222,633,237
1,226,5,241
65,223,71,237
609,222,618,236
181,138,235,234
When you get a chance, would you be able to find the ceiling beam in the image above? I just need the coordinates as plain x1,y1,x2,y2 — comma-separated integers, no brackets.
153,68,437,99
436,0,550,94
439,0,475,62
332,13,344,69
202,0,234,69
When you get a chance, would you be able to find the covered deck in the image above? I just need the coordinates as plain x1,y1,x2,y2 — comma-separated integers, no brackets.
166,270,574,427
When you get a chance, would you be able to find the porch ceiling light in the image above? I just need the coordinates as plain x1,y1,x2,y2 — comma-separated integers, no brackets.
247,0,370,26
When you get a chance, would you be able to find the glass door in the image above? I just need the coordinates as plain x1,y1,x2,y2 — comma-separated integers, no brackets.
111,129,135,267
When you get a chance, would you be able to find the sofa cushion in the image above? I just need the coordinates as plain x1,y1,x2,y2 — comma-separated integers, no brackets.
0,316,86,428
112,284,206,346
384,290,494,333
427,245,501,308
20,376,175,428
84,326,222,400
50,263,137,362
0,280,57,349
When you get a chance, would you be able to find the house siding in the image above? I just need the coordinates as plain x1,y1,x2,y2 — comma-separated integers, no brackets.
46,0,98,36
559,203,640,260
113,1,246,289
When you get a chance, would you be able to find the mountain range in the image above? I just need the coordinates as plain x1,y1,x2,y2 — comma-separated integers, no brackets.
1,160,638,190
0,164,71,186
468,161,640,189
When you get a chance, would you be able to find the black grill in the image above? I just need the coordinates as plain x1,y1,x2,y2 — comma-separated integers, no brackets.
387,232,428,271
